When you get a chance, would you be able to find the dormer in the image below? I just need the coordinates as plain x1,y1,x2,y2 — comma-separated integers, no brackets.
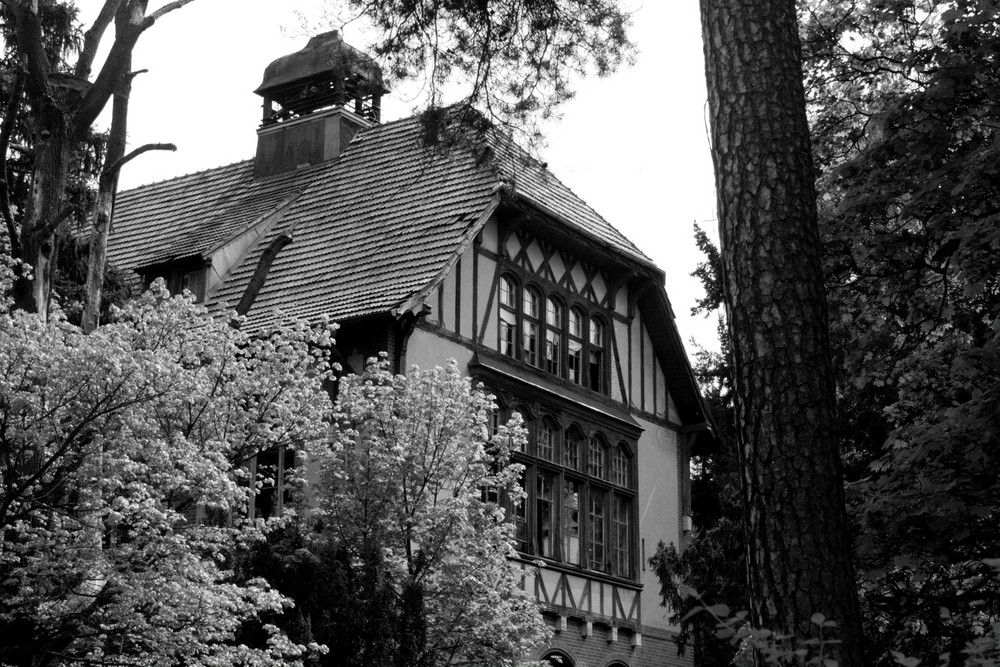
252,31,388,178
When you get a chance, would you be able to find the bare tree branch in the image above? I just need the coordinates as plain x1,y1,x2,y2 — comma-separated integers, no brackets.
144,0,198,26
73,26,143,137
102,143,176,180
75,0,124,80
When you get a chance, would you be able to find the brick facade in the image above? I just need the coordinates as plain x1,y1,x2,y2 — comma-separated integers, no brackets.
530,615,693,667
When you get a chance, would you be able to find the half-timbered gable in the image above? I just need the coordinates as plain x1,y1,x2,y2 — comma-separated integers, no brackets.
107,31,711,667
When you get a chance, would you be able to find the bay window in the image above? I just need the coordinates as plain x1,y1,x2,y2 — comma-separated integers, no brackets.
508,415,636,580
497,271,608,394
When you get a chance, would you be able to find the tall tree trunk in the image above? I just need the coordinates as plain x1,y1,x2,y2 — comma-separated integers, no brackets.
17,104,71,319
698,0,863,663
81,6,132,335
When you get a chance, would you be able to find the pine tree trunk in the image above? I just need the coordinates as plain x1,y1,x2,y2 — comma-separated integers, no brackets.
698,0,864,662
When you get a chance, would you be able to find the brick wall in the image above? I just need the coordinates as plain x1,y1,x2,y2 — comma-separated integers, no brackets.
530,616,693,667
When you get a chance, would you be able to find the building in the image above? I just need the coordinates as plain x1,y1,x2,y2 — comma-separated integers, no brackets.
107,31,713,667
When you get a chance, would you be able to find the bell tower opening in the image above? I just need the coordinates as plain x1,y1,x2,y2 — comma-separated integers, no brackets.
252,31,388,178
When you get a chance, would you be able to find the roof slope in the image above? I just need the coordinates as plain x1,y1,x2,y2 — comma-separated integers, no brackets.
109,114,651,326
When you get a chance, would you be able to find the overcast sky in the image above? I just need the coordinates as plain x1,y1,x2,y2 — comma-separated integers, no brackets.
100,0,721,355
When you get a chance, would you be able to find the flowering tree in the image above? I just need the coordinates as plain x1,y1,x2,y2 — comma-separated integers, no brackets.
318,358,548,667
0,267,334,666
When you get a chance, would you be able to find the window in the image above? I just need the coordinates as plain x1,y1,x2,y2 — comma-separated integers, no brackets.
589,316,605,392
496,272,609,394
249,445,295,519
564,426,582,470
545,297,562,375
543,652,574,667
561,478,581,566
522,286,540,366
536,470,557,559
499,276,517,357
613,495,631,577
161,267,205,302
513,475,528,551
568,307,584,385
588,436,606,479
509,417,636,579
612,444,630,486
588,487,607,570
538,418,557,461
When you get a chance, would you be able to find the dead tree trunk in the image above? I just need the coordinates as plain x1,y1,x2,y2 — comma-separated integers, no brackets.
699,0,864,662
81,4,131,335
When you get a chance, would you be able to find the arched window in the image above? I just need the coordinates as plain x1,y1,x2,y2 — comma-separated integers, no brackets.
568,307,585,385
510,422,636,578
499,275,517,358
522,286,541,366
543,651,574,667
494,270,610,394
589,315,605,392
564,425,583,470
537,418,557,461
545,296,563,375
588,435,607,479
612,444,630,486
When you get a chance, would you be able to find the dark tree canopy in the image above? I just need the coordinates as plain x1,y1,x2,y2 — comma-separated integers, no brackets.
802,0,1000,662
320,0,633,142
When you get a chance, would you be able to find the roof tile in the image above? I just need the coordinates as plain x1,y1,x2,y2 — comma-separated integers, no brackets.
109,115,652,326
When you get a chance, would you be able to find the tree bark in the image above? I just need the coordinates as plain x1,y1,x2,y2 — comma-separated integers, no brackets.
698,0,864,663
81,4,131,335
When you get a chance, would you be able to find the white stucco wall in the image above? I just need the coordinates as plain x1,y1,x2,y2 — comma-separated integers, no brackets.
635,415,681,631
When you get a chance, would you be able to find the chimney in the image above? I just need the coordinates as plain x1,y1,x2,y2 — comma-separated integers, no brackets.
253,31,387,178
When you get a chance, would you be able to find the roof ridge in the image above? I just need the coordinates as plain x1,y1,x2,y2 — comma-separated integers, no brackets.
119,158,253,195
513,163,647,259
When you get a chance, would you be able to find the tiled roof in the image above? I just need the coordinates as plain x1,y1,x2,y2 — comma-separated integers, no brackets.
490,137,649,264
108,114,653,327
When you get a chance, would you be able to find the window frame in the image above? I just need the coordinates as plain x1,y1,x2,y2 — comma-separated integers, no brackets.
496,270,610,395
511,417,637,581
498,274,519,358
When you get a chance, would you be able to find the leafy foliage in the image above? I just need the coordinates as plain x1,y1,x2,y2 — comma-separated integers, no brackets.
315,0,633,143
674,559,1000,667
800,0,1000,662
315,357,548,667
0,268,334,666
241,358,549,667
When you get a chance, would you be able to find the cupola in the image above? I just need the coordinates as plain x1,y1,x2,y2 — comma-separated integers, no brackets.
252,31,387,178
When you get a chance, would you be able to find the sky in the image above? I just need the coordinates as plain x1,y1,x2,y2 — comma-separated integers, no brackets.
99,0,721,355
